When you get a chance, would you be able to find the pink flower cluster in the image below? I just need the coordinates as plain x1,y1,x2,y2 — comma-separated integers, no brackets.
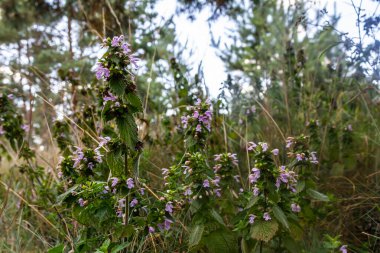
181,98,212,132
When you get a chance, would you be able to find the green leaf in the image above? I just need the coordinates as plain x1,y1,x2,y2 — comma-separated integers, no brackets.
250,220,279,242
106,152,124,177
205,230,237,253
273,205,289,230
47,244,64,253
296,180,305,193
245,196,259,210
116,115,138,148
189,224,204,248
97,239,110,253
56,185,79,204
109,75,125,96
210,209,225,226
307,189,329,201
126,92,143,112
111,242,130,253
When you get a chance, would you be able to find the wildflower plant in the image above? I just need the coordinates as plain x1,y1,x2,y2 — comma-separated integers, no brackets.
55,35,169,252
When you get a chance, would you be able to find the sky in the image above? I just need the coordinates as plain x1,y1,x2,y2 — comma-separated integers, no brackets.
156,0,379,97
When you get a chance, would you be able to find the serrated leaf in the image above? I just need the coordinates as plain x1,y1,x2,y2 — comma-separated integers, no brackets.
250,220,279,242
189,224,204,248
296,180,305,193
307,189,329,201
205,230,237,253
210,209,225,226
245,196,259,210
273,205,289,230
109,76,125,96
106,152,124,177
126,92,143,112
116,115,138,148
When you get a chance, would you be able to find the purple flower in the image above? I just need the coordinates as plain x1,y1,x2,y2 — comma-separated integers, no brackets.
78,198,85,207
214,154,222,161
95,154,103,163
291,203,301,213
263,212,271,221
0,125,5,135
347,125,352,131
195,98,202,106
118,198,126,208
148,226,155,233
213,164,222,173
164,219,173,230
181,116,189,128
21,124,30,132
99,136,111,146
165,201,173,213
95,63,110,80
203,179,210,188
204,110,212,119
260,142,268,152
184,188,192,196
340,245,347,253
87,162,94,170
162,168,169,175
7,94,14,99
116,210,123,217
94,148,103,163
310,152,318,164
121,42,131,54
72,147,84,168
214,188,221,197
57,171,63,178
111,35,124,47
129,54,139,69
111,177,119,187
275,178,281,189
103,186,110,194
271,149,279,156
253,186,260,196
211,176,221,187
103,92,117,102
196,124,202,132
247,142,257,151
296,154,303,161
193,110,199,119
126,178,134,189
249,168,260,183
182,165,192,174
130,198,138,207
286,139,293,149
249,214,256,224
140,188,145,195
251,105,256,114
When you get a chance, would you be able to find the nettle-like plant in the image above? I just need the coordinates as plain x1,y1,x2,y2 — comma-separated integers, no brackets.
160,99,344,252
56,35,170,252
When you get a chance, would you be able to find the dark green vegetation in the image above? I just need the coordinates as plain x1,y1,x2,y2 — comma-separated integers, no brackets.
0,0,379,252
